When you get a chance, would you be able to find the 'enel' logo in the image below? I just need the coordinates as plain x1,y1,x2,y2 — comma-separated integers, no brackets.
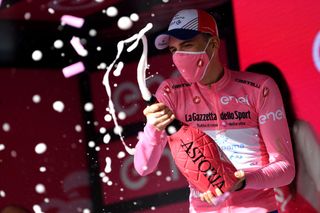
259,109,285,125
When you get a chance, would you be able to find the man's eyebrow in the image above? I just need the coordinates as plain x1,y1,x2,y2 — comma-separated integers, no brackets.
168,39,193,50
180,40,193,45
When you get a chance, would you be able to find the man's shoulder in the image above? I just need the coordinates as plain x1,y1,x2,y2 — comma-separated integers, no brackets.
159,76,192,90
229,69,270,89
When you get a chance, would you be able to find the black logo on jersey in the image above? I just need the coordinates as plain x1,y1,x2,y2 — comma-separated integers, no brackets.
220,111,251,121
172,83,192,89
185,112,217,122
235,78,260,88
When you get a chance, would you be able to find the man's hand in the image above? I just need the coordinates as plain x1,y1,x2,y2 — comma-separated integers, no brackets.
234,170,246,191
199,170,246,205
200,188,222,204
143,103,175,131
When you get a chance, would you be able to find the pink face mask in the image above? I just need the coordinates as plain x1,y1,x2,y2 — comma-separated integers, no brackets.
172,40,214,83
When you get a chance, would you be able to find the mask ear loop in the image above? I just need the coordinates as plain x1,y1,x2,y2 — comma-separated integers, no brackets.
198,38,215,81
203,38,213,52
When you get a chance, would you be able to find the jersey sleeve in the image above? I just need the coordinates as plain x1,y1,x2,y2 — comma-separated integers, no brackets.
133,80,174,176
245,77,295,189
133,122,167,176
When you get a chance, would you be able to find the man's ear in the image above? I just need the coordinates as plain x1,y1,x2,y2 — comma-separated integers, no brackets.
211,37,220,49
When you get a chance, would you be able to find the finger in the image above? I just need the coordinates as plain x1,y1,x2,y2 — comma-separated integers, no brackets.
207,191,214,204
143,103,166,115
146,107,173,127
234,170,245,179
200,193,204,202
201,192,208,203
204,191,213,204
155,114,175,131
149,110,173,125
151,108,172,119
215,188,223,196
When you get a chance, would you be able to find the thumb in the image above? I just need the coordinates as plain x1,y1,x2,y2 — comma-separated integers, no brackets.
234,170,245,179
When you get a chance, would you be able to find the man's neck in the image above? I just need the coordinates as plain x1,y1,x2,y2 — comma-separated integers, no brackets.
203,62,224,86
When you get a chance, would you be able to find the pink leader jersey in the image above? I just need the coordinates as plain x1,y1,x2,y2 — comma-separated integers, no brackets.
134,68,295,213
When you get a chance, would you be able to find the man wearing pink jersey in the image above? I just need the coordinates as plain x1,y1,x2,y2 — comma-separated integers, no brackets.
134,9,295,213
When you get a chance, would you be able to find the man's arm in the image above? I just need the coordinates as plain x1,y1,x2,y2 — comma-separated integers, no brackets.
134,122,167,176
134,81,175,176
245,77,295,189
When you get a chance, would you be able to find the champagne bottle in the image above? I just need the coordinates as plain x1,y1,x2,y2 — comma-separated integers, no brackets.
145,95,243,196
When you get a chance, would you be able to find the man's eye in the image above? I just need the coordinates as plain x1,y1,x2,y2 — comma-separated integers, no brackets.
183,43,192,48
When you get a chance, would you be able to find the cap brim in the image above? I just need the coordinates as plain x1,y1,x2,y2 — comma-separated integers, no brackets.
154,29,199,50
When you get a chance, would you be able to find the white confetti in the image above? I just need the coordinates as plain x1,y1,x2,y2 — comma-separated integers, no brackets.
117,151,126,159
32,94,41,103
97,46,102,51
39,166,46,172
75,124,82,132
104,114,112,122
70,36,88,57
151,206,156,211
48,8,55,14
99,127,106,134
156,170,162,176
2,123,10,132
83,209,90,213
102,176,109,183
0,144,5,151
88,141,95,148
61,15,84,28
167,125,177,135
107,181,113,186
97,62,107,69
89,29,97,37
33,204,43,213
62,61,85,78
130,13,139,22
103,133,111,144
35,183,46,194
52,101,64,112
104,157,111,173
11,150,17,157
118,111,126,120
113,61,124,77
0,190,5,197
24,12,31,20
117,16,133,30
162,0,169,3
106,6,118,17
53,40,64,49
84,102,94,112
35,143,47,154
206,170,213,177
99,172,105,177
165,176,172,182
113,126,123,135
32,50,43,61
